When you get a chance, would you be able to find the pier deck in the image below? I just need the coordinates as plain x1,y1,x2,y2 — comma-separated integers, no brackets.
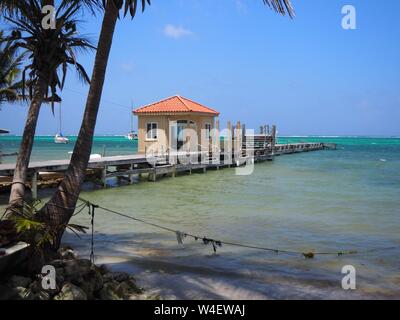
0,142,334,197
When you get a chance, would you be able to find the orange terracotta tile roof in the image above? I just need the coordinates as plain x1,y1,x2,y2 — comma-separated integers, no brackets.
133,95,219,116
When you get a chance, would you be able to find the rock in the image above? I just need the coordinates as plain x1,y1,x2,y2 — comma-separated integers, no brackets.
58,247,77,260
59,259,103,299
13,286,29,300
97,280,122,300
78,268,103,299
112,272,130,282
54,283,87,300
55,267,65,286
118,279,143,295
129,293,161,300
63,259,92,278
7,275,32,288
49,259,65,269
103,271,130,283
98,264,109,275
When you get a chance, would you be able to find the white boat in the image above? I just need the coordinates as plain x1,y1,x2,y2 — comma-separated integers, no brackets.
54,102,69,144
126,131,138,140
125,104,138,141
54,133,69,144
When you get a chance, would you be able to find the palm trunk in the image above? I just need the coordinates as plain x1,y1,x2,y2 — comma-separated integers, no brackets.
7,78,46,212
39,2,119,248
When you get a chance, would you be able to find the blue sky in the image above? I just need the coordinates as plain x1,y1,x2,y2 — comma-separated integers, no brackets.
1,0,400,136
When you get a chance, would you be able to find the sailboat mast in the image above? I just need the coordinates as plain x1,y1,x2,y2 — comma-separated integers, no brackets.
59,102,62,134
130,100,134,132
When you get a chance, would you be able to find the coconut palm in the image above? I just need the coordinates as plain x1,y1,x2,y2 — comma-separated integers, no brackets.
0,31,24,107
2,0,95,212
39,0,295,248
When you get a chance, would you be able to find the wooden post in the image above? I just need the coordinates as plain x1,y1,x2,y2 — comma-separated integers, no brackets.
235,121,241,159
129,164,134,184
271,125,277,155
214,118,220,164
102,167,107,188
31,171,38,200
226,120,232,166
215,119,220,149
148,169,157,182
172,164,176,178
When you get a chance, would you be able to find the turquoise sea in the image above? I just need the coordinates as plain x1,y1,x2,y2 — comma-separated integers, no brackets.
1,136,399,299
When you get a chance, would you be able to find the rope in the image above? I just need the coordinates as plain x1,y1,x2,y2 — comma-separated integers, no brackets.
88,203,98,264
7,189,393,260
70,196,398,259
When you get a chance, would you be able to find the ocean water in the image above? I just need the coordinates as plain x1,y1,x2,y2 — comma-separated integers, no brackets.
0,136,399,299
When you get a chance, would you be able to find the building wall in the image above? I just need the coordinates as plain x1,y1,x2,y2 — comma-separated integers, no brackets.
136,113,216,154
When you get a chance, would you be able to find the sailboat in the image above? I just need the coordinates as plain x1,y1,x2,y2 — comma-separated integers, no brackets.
54,102,69,144
125,104,137,141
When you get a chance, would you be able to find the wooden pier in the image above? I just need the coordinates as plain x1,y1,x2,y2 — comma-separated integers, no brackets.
0,139,335,198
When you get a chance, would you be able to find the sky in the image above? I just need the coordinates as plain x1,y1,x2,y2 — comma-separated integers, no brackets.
1,0,400,136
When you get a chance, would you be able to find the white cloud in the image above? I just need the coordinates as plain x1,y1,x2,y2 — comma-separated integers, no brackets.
235,0,247,13
163,24,193,39
120,63,134,72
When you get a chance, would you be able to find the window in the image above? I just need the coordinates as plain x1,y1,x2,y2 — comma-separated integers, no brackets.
146,122,157,140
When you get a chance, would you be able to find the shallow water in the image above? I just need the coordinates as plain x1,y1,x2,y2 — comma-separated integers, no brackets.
1,136,399,299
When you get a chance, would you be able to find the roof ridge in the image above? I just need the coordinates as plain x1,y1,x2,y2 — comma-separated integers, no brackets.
175,95,191,112
134,95,178,112
133,95,219,115
180,96,220,115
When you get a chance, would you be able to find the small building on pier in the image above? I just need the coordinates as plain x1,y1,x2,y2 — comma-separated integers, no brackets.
133,95,220,154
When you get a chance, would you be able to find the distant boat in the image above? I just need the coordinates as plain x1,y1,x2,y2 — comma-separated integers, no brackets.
126,131,138,141
54,102,69,144
54,133,69,144
125,102,137,141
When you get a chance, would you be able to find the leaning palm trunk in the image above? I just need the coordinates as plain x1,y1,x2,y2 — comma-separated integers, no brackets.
39,2,119,248
7,78,46,211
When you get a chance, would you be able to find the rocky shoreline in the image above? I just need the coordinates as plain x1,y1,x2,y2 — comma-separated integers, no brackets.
0,247,160,300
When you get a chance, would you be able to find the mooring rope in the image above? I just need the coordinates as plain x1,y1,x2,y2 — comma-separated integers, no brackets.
71,195,398,259
2,189,397,260
89,203,97,264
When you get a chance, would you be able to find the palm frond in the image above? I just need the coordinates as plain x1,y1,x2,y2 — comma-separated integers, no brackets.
2,0,95,109
263,0,295,18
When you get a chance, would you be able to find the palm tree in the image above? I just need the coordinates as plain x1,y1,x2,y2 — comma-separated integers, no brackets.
2,0,95,212
39,0,295,248
0,31,25,107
